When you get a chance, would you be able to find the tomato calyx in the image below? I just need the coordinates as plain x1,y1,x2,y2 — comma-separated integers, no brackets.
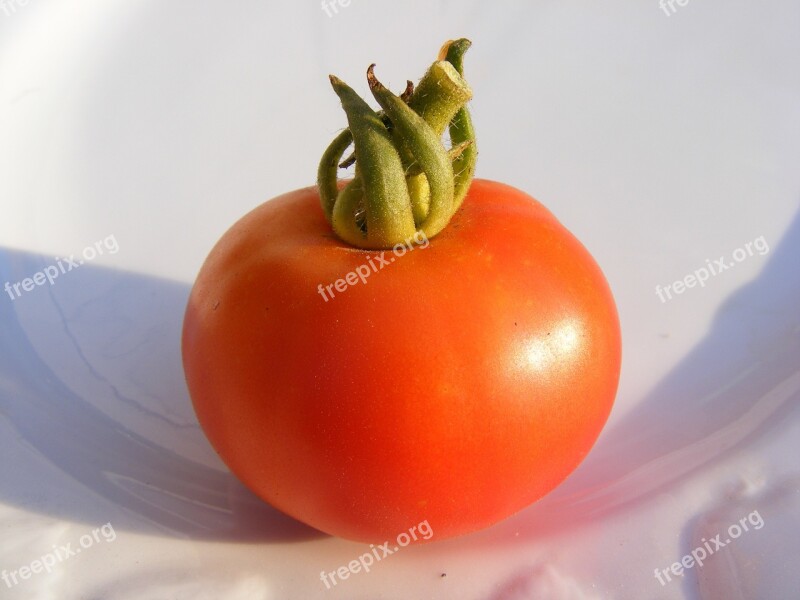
317,39,477,249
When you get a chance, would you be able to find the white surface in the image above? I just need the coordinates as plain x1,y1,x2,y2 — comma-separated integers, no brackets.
1,1,799,598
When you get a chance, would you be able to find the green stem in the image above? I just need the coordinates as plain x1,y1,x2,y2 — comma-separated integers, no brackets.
441,39,478,210
317,39,477,249
406,61,472,137
401,60,471,223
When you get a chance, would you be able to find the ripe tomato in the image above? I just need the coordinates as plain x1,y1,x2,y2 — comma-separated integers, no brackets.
182,178,621,542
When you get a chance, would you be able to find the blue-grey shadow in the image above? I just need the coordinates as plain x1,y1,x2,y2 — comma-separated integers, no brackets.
0,249,322,543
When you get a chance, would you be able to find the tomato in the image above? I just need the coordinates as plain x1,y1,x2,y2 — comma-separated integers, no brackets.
181,177,621,542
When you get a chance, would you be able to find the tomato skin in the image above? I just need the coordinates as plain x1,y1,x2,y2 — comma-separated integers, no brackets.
182,179,621,542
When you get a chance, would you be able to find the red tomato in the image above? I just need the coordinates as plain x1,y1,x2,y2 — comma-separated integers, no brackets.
182,178,621,542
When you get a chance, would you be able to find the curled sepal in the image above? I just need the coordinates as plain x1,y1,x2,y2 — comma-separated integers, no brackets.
337,80,414,170
332,176,367,246
367,65,455,240
317,128,352,223
327,75,417,248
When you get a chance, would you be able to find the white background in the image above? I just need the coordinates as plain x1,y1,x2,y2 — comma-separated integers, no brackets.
1,1,799,598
